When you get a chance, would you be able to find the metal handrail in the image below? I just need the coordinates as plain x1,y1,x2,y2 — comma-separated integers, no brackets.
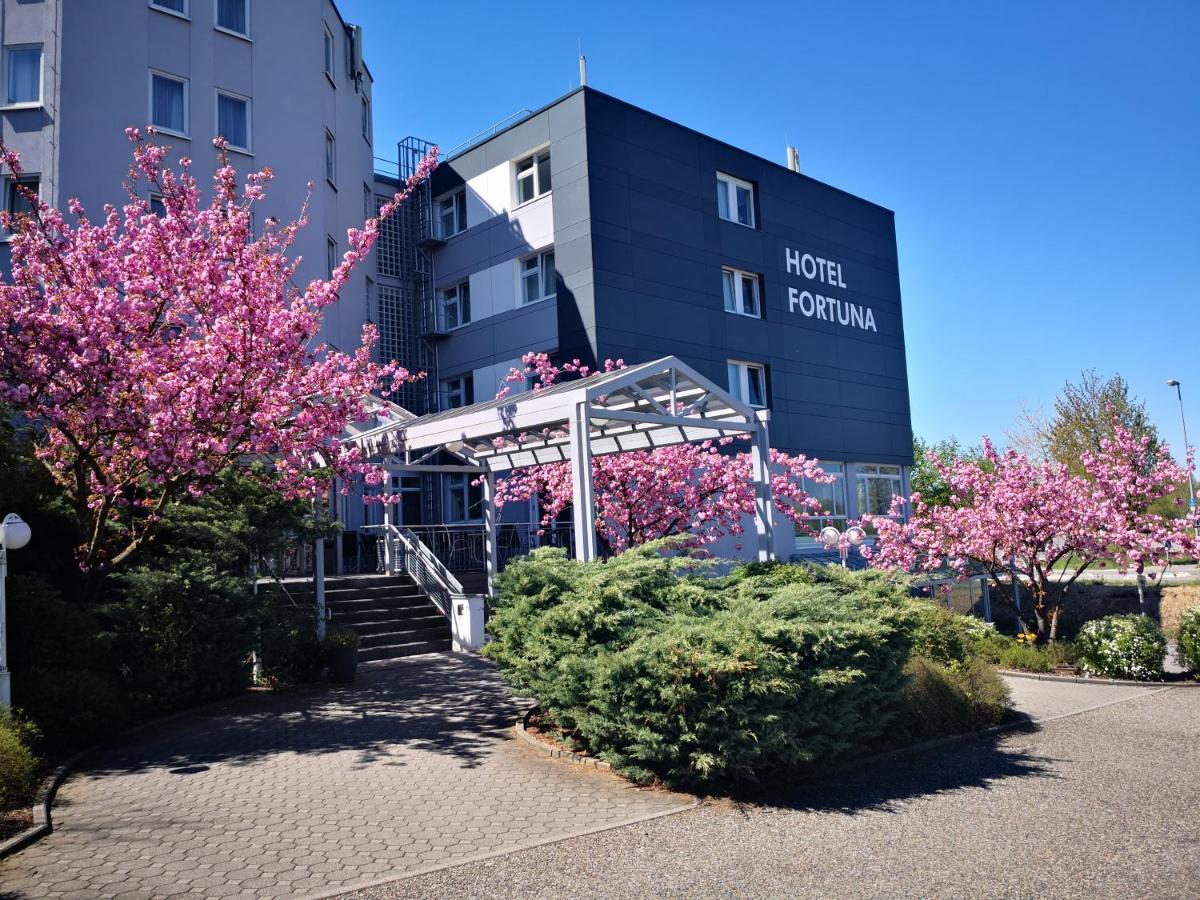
362,523,467,619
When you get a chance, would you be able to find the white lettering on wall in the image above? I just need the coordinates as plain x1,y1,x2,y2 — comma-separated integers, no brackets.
783,247,876,332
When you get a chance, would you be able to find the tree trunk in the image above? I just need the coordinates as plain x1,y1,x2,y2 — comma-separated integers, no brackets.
1048,604,1061,643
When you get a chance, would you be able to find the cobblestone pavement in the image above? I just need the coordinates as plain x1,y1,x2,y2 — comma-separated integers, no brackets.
0,654,692,899
352,684,1200,899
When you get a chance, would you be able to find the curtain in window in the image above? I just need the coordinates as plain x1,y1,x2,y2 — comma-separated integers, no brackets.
217,94,248,149
217,0,247,34
7,48,40,104
152,75,184,133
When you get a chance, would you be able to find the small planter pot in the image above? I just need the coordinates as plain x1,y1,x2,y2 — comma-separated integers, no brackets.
327,644,359,684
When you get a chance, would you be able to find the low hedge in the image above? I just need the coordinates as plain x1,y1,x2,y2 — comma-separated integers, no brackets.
0,710,40,810
487,549,928,789
891,657,1011,740
1074,614,1166,681
1176,607,1200,678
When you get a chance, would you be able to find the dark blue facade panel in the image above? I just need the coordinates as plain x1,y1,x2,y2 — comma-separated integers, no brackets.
578,90,913,465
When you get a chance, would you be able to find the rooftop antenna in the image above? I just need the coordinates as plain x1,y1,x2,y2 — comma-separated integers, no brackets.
786,145,800,173
578,40,588,87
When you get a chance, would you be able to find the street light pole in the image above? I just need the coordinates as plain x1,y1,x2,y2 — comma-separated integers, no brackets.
0,513,32,708
1167,379,1197,525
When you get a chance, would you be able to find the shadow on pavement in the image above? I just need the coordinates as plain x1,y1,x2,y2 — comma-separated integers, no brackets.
736,724,1055,815
81,653,526,777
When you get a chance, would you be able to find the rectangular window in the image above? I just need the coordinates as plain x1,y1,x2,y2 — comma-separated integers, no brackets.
326,236,337,279
794,462,848,547
721,266,761,317
515,149,551,205
439,282,471,331
441,373,474,410
717,172,755,228
5,46,42,105
520,249,555,305
361,95,371,143
216,91,250,152
445,473,482,523
323,25,335,82
856,464,904,517
727,360,767,408
150,0,187,15
436,188,466,238
363,183,373,222
5,176,38,220
149,193,167,217
324,130,336,185
215,0,248,36
150,71,188,136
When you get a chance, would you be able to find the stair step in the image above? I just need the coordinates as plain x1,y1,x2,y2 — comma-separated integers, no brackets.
324,594,435,612
358,624,451,649
332,614,446,634
358,638,453,662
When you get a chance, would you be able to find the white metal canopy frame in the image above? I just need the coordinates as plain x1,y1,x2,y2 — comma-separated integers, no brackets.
341,356,777,590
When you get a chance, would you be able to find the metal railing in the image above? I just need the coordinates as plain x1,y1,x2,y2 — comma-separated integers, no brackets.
362,523,467,618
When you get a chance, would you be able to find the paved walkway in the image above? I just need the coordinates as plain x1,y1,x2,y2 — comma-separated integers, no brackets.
0,654,691,899
353,681,1200,900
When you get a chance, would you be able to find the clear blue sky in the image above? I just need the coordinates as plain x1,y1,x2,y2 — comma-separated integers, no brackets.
341,0,1200,460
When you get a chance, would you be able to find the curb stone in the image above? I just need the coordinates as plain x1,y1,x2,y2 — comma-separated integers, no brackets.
515,707,612,770
0,749,85,860
998,668,1200,687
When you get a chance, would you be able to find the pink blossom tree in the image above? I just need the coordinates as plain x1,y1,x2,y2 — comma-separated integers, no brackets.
0,131,436,589
866,423,1196,641
490,353,832,553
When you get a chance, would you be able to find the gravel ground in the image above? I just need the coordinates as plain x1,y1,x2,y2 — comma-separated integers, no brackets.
347,686,1200,900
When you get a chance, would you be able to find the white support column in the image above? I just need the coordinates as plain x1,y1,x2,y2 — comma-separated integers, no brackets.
569,401,598,562
482,470,498,598
313,539,327,641
750,410,776,562
381,501,392,573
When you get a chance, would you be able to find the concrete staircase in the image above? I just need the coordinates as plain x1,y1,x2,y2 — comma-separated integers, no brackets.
323,574,452,662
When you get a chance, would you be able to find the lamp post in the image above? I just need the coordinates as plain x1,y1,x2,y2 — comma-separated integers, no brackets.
0,513,32,708
819,524,866,568
1167,379,1197,528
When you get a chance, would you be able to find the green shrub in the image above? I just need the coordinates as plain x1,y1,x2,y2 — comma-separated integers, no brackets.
892,657,1011,740
12,668,125,752
1074,614,1166,681
323,626,360,649
259,607,325,687
997,643,1052,673
908,604,976,666
486,549,917,789
0,710,40,809
1176,607,1200,678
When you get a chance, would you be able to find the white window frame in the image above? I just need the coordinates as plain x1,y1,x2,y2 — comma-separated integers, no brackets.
435,188,466,238
361,94,371,144
323,24,335,85
214,89,252,154
717,171,756,228
441,373,474,410
324,129,336,187
721,265,762,317
438,281,470,331
149,0,189,19
149,192,167,217
213,0,250,39
3,45,43,108
727,359,767,408
794,462,849,548
148,70,189,138
513,148,551,206
855,464,904,518
519,248,556,306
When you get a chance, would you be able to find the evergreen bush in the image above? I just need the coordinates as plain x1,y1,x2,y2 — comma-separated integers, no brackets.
486,550,918,789
1175,607,1200,677
1074,614,1166,681
892,657,1011,740
0,709,40,810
